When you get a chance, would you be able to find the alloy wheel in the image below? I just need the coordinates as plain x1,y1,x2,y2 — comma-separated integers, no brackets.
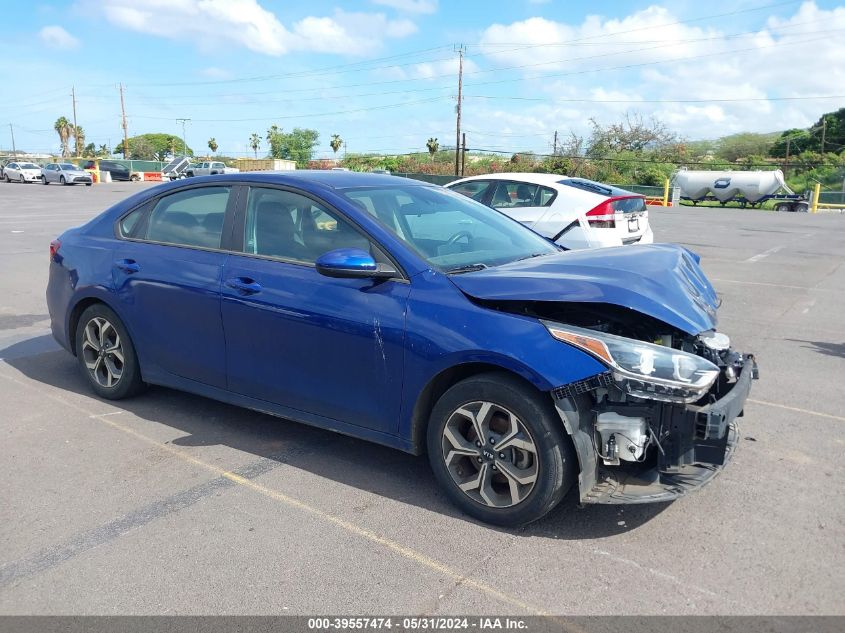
80,317,124,388
441,401,539,508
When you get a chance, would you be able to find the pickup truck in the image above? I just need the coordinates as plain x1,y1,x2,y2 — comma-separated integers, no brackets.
185,161,239,177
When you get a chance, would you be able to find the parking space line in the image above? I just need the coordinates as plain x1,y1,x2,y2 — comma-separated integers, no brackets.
748,398,845,422
744,246,783,263
0,367,547,615
711,278,836,292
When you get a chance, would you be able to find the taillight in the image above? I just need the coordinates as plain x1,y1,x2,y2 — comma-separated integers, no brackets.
585,196,646,229
585,199,616,229
49,239,61,260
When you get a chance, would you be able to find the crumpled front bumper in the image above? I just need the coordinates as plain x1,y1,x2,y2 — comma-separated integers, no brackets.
556,354,757,505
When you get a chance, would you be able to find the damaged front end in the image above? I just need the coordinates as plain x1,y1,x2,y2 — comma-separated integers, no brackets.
543,319,758,504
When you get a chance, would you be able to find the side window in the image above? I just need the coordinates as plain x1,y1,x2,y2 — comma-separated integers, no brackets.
449,180,492,202
145,187,230,249
119,207,145,238
539,186,557,206
490,181,540,208
244,187,370,263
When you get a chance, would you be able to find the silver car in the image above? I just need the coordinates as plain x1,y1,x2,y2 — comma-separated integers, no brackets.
41,163,93,186
3,161,42,183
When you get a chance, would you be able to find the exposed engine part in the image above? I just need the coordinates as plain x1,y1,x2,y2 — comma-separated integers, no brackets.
594,412,650,465
700,331,731,351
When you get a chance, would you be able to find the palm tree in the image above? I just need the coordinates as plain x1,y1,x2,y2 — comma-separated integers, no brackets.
249,133,261,158
330,134,343,155
98,144,109,156
72,125,85,157
426,137,439,162
54,117,71,157
208,137,218,155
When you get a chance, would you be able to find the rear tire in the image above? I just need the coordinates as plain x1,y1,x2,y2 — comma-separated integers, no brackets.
75,304,145,400
427,372,575,526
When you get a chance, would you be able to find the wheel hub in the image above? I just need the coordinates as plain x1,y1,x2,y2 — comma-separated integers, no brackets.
441,400,539,509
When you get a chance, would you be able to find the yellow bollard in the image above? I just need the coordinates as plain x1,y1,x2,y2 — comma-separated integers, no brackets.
662,178,670,207
812,182,820,214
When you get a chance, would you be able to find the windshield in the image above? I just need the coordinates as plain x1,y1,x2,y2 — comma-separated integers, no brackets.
59,163,78,170
20,163,39,169
339,185,558,272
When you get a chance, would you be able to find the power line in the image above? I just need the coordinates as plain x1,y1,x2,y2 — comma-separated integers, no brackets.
464,94,845,104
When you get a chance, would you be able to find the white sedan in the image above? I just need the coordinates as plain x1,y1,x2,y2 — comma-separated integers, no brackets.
3,161,42,184
446,173,654,249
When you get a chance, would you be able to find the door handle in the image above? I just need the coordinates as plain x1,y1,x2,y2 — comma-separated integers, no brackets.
115,259,140,274
225,277,262,294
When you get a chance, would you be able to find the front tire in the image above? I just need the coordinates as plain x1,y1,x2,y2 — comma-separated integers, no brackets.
427,372,576,526
75,304,145,400
42,176,49,185
60,176,66,185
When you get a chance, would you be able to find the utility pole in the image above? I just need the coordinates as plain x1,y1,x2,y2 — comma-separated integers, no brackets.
821,116,827,154
119,83,129,160
784,136,791,177
553,130,558,155
461,132,466,176
71,86,78,157
9,123,16,159
454,44,465,177
176,118,190,157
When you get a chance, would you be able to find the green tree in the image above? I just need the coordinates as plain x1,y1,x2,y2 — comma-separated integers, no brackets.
426,137,439,161
208,137,218,155
249,133,261,158
54,116,72,157
714,132,776,162
82,142,97,158
98,144,109,156
115,133,192,160
266,126,319,168
72,125,85,157
330,134,343,155
770,128,812,158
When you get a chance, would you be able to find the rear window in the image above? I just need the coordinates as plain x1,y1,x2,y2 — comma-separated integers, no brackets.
611,197,647,213
558,178,636,198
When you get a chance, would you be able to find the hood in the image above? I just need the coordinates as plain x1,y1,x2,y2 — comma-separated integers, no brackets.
449,243,718,335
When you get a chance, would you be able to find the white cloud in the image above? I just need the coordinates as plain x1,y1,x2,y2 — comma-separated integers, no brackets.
372,0,438,14
95,0,417,57
474,2,845,138
38,25,80,50
200,66,233,79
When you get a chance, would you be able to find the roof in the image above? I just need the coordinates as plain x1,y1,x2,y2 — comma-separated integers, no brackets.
451,172,568,184
184,170,437,190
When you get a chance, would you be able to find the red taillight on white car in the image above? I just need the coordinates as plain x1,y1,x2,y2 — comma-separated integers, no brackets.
585,199,617,229
585,196,647,229
49,239,61,260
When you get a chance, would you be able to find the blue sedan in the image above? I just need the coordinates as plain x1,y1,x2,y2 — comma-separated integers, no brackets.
47,171,756,525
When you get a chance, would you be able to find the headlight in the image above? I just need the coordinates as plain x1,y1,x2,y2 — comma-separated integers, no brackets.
542,321,719,403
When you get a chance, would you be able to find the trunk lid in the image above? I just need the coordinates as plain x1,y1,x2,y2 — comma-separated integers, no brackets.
448,243,718,335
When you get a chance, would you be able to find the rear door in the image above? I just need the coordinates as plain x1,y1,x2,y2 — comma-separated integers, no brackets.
487,180,558,232
112,184,238,388
220,185,410,434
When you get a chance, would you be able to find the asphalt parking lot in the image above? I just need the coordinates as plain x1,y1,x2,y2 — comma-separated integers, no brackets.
0,180,843,616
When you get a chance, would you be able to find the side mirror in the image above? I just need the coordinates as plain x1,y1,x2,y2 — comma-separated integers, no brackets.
315,248,398,279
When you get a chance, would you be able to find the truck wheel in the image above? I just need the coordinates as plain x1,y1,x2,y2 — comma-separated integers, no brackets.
775,202,789,212
75,304,145,400
427,372,576,526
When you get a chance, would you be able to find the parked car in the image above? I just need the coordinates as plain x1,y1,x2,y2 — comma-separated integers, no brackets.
3,161,42,183
41,163,93,186
82,160,140,182
447,173,654,250
46,172,755,526
185,161,239,177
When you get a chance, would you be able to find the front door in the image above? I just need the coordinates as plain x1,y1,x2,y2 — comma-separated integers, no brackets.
112,185,236,388
220,186,409,434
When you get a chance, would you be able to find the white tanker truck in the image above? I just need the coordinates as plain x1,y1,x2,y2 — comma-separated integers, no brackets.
673,169,809,212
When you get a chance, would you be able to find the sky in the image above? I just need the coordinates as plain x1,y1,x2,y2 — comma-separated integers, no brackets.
1,0,844,159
